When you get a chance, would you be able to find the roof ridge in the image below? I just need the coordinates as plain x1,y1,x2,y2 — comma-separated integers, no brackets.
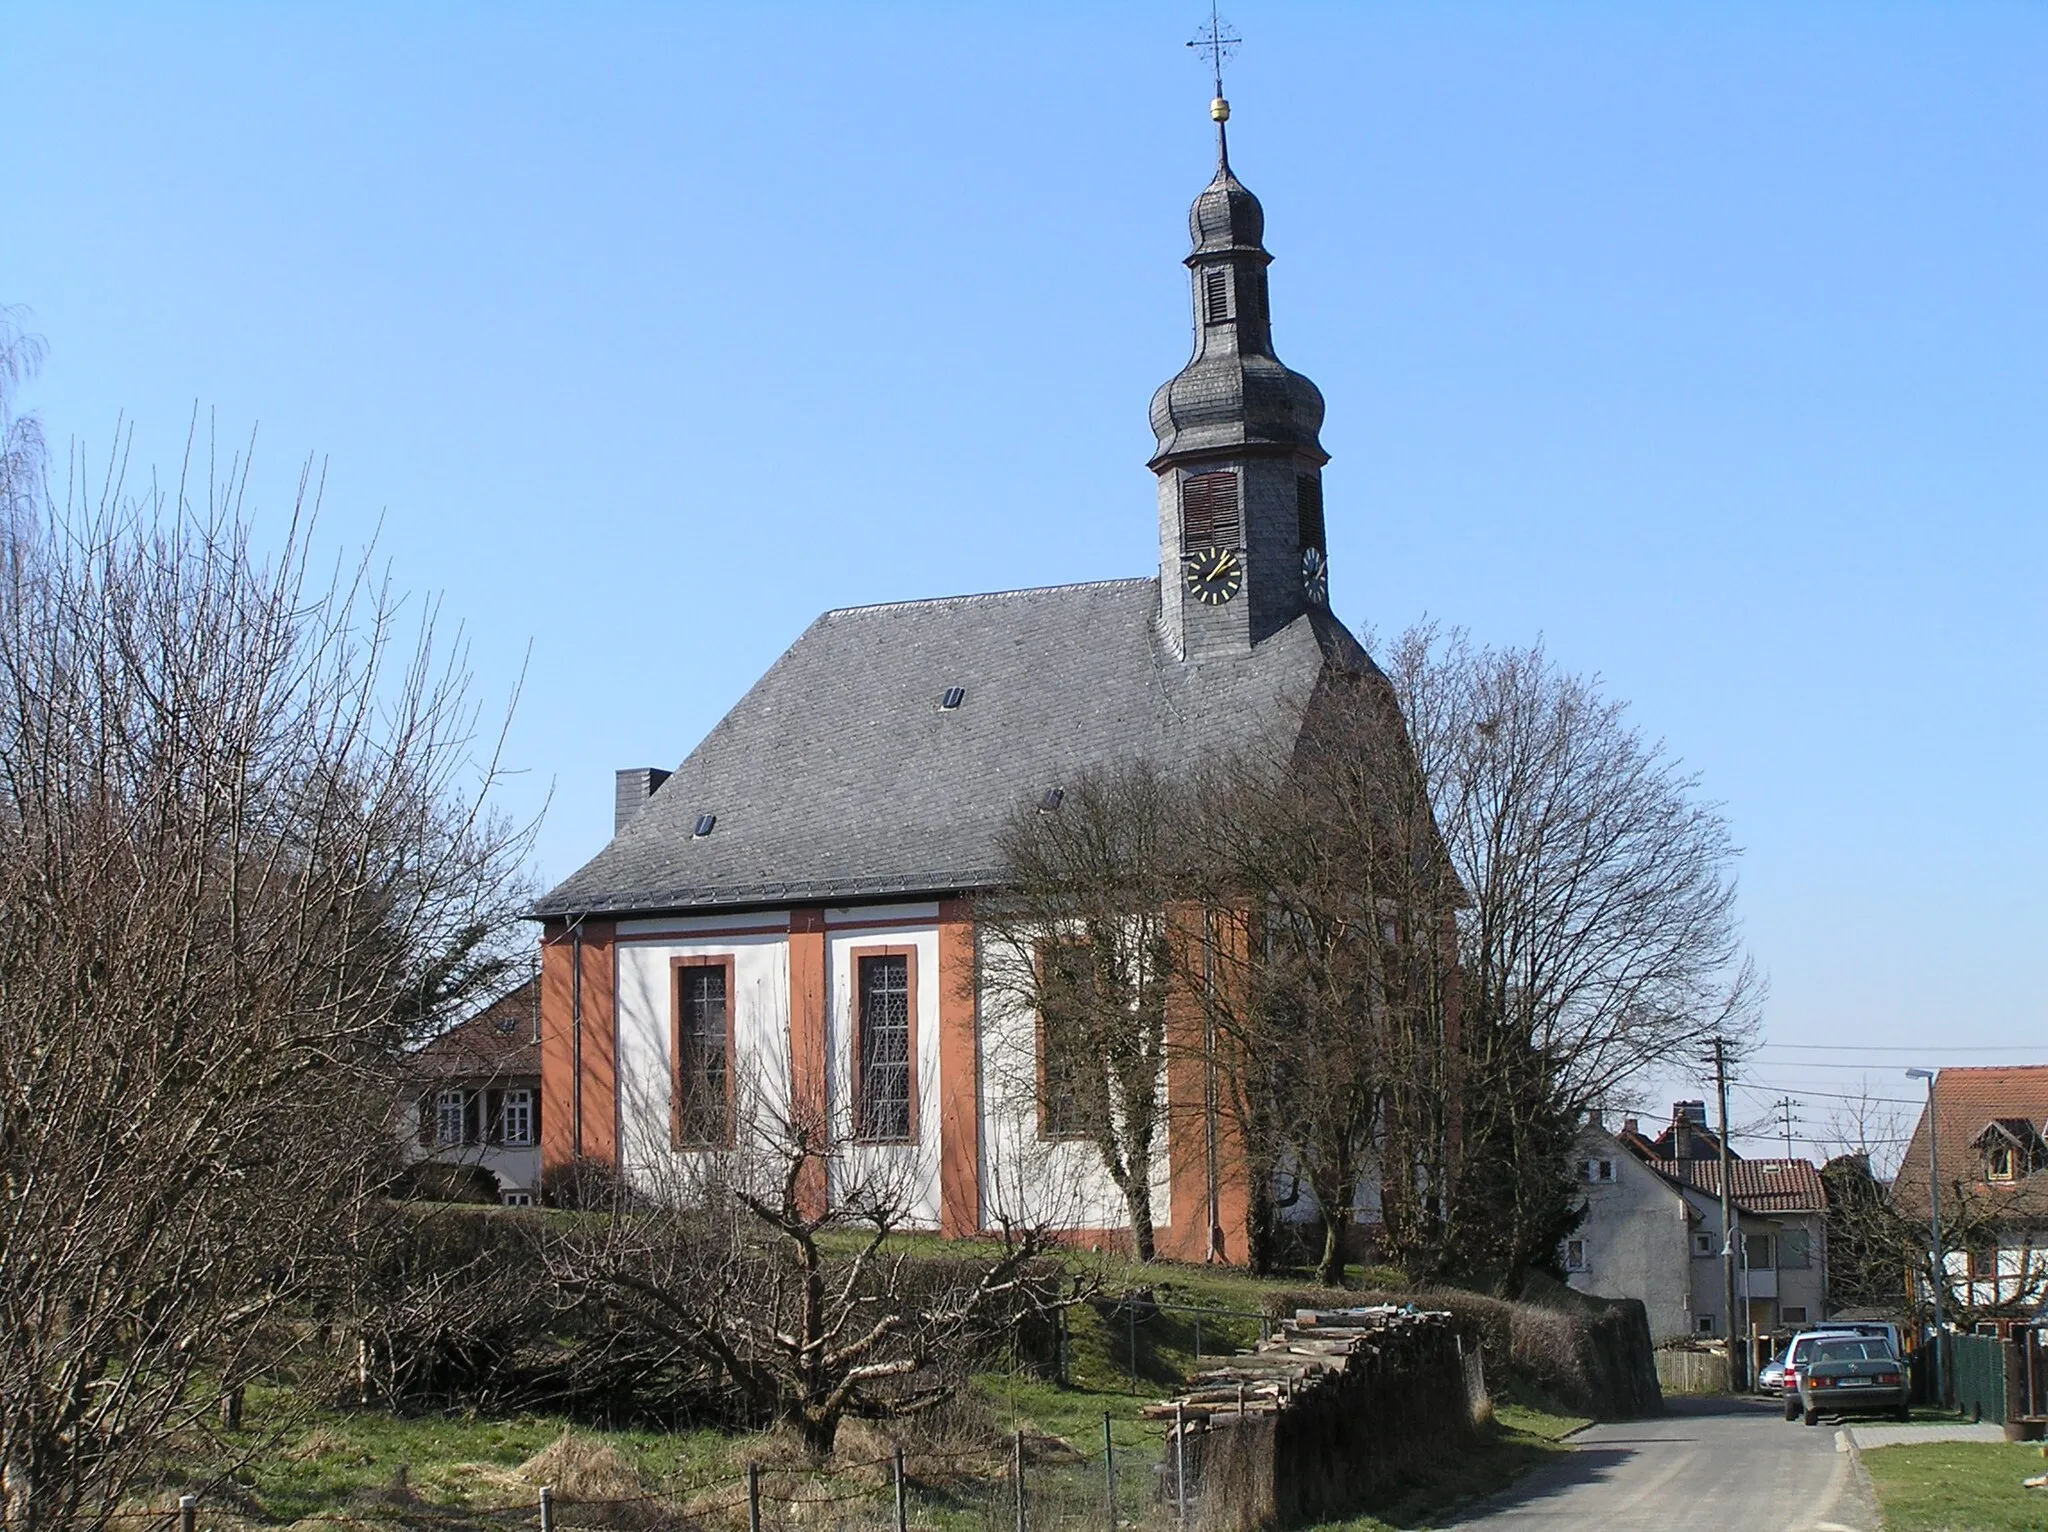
820,576,1154,619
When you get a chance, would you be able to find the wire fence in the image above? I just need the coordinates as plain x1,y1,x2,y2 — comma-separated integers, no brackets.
53,1419,1201,1532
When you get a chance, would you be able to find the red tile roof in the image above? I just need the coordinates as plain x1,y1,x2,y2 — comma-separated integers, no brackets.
1646,1157,1828,1214
407,978,541,1083
1893,1065,2048,1223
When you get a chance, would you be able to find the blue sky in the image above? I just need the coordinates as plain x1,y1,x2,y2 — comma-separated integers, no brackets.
6,3,2043,1159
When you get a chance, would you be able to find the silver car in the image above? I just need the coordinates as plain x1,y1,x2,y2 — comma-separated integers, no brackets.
1795,1336,1909,1425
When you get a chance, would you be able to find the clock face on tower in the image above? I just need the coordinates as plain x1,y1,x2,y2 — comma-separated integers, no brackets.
1302,545,1328,607
1182,547,1243,606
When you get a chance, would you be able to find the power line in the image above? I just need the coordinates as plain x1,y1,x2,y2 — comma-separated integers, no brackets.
1728,1073,1916,1097
1758,1042,2041,1054
1734,1058,1984,1072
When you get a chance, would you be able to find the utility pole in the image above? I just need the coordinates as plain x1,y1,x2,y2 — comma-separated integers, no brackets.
1771,1096,1802,1159
1713,1038,1745,1389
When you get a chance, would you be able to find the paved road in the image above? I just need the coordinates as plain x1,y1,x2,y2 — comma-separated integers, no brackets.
1448,1397,1879,1530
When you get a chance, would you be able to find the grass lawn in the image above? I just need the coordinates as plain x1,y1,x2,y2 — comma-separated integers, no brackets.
150,1256,1584,1531
1859,1441,2048,1532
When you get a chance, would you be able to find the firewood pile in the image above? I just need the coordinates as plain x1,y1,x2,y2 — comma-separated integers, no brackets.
1142,1304,1459,1424
1142,1306,1475,1532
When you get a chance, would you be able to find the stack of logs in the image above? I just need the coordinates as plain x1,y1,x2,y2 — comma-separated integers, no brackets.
1144,1306,1477,1532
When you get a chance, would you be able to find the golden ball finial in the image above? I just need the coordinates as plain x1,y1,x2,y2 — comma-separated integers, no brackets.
1210,96,1230,123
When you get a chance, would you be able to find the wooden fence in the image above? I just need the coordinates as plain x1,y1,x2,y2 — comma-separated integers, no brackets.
1653,1346,1730,1396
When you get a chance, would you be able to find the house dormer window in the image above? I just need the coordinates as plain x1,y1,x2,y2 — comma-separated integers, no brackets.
1988,1143,2016,1182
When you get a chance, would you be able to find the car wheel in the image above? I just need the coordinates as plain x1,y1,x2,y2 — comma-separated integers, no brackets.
1784,1398,1800,1422
1894,1405,1911,1422
1803,1407,1821,1426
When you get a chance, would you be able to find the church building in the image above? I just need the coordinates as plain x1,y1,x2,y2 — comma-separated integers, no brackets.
532,94,1421,1260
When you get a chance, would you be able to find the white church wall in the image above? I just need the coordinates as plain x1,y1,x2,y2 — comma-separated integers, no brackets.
824,915,942,1226
973,968,1173,1239
612,919,793,1190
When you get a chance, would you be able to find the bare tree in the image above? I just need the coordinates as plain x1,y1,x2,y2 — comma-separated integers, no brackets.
0,435,533,1529
978,764,1187,1261
0,311,44,530
1190,667,1454,1284
550,1080,1078,1457
1380,623,1756,1286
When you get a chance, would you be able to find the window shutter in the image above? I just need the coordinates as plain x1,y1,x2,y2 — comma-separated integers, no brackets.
1180,470,1241,551
1296,474,1325,551
417,1095,435,1147
1203,267,1231,324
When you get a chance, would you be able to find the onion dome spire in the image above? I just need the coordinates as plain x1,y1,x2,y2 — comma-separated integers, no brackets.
1148,99,1327,471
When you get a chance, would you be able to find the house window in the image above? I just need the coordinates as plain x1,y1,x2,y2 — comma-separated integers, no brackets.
433,1088,466,1147
1693,1232,1715,1257
1780,1227,1812,1270
855,952,914,1142
499,1088,535,1147
1202,267,1232,324
1988,1144,2016,1182
1037,942,1102,1141
1582,1159,1615,1183
1564,1238,1588,1272
673,959,733,1146
1741,1232,1775,1270
502,1190,533,1208
1780,1306,1808,1326
1697,1315,1717,1335
1180,470,1241,552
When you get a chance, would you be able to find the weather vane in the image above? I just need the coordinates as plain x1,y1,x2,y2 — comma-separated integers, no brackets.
1187,4,1241,138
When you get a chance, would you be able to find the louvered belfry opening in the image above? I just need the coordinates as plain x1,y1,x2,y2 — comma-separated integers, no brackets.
1180,468,1242,551
1296,473,1325,551
1202,267,1232,325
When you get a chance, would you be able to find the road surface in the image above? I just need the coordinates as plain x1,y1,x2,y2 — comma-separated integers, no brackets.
1448,1396,1878,1530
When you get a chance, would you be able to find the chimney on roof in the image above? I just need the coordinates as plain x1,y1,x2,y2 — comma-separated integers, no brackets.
1622,1116,1641,1139
615,767,672,835
1673,1100,1709,1129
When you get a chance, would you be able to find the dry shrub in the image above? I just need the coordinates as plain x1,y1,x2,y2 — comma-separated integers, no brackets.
518,1430,677,1530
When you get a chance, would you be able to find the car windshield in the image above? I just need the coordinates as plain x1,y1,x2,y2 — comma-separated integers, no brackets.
1812,1339,1888,1363
1792,1333,1860,1361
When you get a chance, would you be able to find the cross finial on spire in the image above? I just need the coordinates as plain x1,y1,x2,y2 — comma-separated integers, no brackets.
1186,5,1241,164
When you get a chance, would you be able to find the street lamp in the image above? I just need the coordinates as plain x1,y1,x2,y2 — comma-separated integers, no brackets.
1906,1067,1943,1409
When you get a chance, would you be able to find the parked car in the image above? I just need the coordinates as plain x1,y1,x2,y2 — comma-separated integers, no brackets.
1794,1336,1909,1425
1757,1348,1790,1395
1779,1329,1874,1418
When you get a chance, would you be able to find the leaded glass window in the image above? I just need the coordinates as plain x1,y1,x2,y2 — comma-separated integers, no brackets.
857,955,912,1141
677,965,730,1144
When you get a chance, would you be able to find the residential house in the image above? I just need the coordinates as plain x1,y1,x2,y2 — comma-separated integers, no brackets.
1567,1102,1829,1342
526,102,1443,1256
397,978,543,1206
1893,1066,2048,1321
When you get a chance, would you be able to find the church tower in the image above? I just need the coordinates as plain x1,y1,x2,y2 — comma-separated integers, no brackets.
1150,93,1330,661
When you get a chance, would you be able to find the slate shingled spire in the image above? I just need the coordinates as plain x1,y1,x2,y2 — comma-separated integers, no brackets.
1151,92,1330,661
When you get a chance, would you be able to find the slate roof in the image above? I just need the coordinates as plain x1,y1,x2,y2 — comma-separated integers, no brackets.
407,979,541,1082
1646,1156,1829,1215
1894,1066,2048,1223
534,577,1387,918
